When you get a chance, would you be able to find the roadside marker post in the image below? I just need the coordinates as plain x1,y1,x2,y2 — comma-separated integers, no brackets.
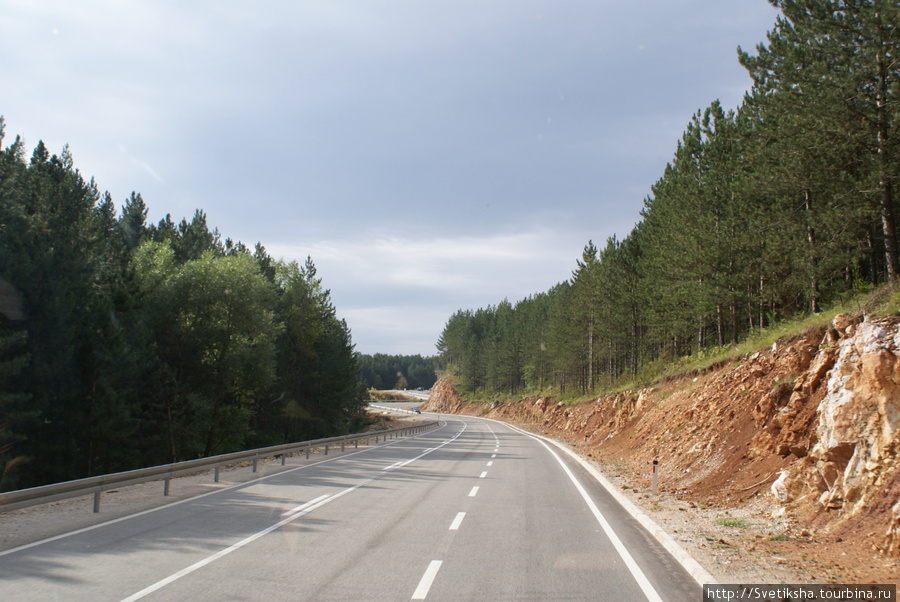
652,460,658,496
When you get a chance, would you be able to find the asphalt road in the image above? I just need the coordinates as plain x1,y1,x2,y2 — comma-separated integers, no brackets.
0,416,700,601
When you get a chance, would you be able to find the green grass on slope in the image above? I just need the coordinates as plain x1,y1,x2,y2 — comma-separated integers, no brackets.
618,283,900,396
441,284,900,407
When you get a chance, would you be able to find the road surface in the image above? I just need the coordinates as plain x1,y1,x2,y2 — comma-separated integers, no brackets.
0,415,700,601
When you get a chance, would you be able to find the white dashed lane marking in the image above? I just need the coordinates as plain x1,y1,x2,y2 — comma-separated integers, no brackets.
449,512,466,531
411,560,443,600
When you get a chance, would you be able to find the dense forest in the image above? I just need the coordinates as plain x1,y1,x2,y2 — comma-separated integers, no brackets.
0,125,367,490
356,353,439,390
438,1,900,396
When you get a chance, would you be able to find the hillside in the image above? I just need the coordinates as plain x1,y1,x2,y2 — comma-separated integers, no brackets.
423,313,900,584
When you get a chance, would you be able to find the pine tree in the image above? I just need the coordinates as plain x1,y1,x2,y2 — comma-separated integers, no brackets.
119,192,148,249
739,0,900,279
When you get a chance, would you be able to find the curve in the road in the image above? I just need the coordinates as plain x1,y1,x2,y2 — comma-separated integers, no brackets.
0,416,701,601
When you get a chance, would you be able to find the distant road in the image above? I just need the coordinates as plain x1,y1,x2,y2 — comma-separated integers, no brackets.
382,389,430,401
0,415,699,601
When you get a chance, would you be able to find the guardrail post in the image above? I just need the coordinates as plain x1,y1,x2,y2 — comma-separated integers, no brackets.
0,424,440,514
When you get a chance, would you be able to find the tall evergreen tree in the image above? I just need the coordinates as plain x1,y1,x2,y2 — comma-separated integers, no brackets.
739,0,900,279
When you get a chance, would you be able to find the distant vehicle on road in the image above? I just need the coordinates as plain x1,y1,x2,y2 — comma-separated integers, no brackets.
411,408,421,414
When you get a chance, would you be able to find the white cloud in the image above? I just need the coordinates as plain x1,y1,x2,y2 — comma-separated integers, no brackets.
271,227,574,296
340,305,452,356
0,0,781,356
267,225,578,355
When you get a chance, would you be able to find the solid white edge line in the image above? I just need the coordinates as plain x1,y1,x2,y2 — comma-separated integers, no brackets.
284,494,330,519
120,425,468,601
411,560,443,600
500,420,717,588
0,420,455,559
530,436,663,602
449,512,466,531
118,494,331,602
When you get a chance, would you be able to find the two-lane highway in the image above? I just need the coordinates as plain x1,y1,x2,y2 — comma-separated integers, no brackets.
0,416,700,600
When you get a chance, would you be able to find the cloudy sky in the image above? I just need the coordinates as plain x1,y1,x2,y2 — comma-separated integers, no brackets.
1,1,780,356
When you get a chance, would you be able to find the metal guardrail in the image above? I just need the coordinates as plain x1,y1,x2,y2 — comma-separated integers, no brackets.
0,420,439,514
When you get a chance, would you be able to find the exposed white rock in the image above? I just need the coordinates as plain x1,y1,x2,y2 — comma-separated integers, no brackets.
771,471,792,503
777,319,900,543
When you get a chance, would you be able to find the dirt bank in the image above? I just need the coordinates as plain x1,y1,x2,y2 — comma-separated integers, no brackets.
423,314,900,584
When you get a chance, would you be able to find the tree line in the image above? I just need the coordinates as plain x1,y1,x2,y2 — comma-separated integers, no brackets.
0,125,367,490
438,1,899,396
356,353,438,390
